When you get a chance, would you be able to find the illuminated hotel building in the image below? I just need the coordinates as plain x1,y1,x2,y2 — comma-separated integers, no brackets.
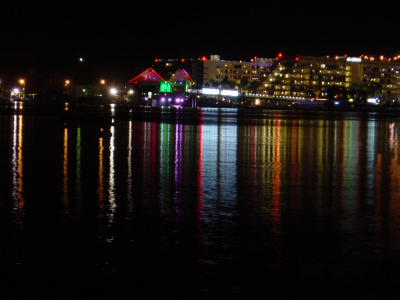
260,55,400,100
203,55,274,86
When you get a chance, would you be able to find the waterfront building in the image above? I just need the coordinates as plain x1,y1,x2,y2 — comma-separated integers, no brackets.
152,57,204,87
151,55,275,92
161,69,196,93
128,67,165,89
128,67,197,106
259,55,400,101
128,67,165,102
203,55,274,89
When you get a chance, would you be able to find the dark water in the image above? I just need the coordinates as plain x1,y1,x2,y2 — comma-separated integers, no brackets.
1,106,400,299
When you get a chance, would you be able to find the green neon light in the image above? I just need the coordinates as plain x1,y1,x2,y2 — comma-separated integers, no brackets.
159,81,172,93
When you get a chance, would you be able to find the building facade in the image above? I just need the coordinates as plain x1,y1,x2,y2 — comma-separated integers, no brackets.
203,55,274,87
259,55,400,101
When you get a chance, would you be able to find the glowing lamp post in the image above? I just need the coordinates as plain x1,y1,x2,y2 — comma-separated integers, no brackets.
18,79,26,99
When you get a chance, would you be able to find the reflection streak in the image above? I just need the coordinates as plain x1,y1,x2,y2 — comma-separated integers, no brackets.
174,123,183,217
76,127,82,207
271,120,280,232
11,114,24,224
107,124,116,228
63,127,69,213
98,136,104,219
127,121,133,215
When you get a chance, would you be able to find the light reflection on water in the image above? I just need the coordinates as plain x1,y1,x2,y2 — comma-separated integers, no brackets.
98,134,104,220
2,109,400,297
63,127,69,213
11,114,24,226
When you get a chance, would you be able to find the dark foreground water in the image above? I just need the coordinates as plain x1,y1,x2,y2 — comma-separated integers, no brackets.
1,107,400,299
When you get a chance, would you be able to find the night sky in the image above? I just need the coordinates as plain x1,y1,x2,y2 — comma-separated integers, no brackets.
0,1,397,79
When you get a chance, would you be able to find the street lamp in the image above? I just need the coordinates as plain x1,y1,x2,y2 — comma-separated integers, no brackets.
18,78,26,99
100,79,106,85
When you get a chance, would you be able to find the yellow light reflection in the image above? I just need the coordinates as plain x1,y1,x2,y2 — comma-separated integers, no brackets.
98,137,104,219
271,119,281,232
63,127,69,213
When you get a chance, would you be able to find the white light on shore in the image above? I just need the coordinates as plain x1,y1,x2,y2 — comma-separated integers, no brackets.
11,88,20,95
110,88,118,95
202,88,220,95
367,97,380,105
221,90,239,97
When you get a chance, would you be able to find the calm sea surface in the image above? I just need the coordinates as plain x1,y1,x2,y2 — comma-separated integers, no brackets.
1,107,400,299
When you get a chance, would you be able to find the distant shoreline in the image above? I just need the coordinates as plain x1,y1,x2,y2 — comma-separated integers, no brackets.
1,100,400,119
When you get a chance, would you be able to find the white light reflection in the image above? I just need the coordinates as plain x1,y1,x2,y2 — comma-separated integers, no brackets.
174,123,184,218
110,103,116,117
366,121,376,205
106,122,116,242
11,114,24,225
127,121,133,215
389,122,395,150
11,115,18,203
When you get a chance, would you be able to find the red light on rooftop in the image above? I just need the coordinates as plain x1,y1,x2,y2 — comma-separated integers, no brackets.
154,58,159,63
181,58,185,63
295,56,301,61
201,56,207,61
276,53,284,61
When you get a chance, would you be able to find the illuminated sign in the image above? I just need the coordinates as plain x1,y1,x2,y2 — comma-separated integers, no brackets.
346,57,362,62
159,81,172,93
367,97,380,104
201,88,220,95
221,90,239,97
201,88,239,97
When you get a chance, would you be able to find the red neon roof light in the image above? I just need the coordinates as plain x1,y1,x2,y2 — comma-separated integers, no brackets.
169,69,195,84
128,68,165,85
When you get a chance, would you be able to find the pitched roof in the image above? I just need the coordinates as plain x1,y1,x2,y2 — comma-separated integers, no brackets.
168,69,195,84
128,68,165,85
